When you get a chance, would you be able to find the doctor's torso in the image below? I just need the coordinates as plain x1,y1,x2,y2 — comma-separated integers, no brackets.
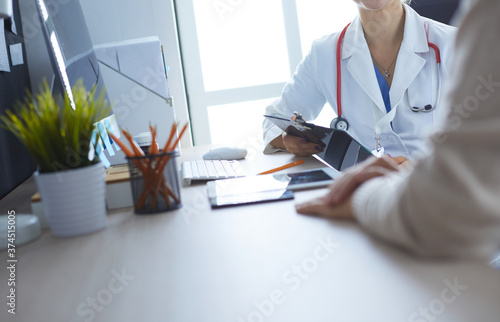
266,5,456,159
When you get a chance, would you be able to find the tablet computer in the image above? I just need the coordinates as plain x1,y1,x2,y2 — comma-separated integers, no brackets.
274,167,339,190
315,130,373,171
207,168,339,208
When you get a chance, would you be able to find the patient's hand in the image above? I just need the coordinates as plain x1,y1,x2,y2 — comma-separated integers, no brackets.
323,156,403,206
296,156,402,218
295,193,355,219
389,155,411,167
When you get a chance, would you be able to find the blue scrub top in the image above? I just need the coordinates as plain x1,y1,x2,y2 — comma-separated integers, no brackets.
373,64,391,114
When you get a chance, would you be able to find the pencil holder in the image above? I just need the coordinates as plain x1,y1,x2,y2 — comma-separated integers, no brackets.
126,152,181,214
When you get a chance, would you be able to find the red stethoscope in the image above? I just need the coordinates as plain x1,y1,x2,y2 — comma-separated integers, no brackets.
331,23,442,131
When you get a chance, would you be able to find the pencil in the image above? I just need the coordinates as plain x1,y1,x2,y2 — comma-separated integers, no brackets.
168,122,189,152
258,159,304,175
162,122,177,153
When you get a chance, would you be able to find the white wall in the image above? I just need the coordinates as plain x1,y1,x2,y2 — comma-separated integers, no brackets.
18,0,191,150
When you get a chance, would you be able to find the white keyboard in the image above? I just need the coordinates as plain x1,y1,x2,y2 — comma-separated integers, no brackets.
181,160,246,185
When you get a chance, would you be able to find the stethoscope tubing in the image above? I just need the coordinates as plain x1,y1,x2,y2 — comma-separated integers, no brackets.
408,42,442,113
336,23,351,118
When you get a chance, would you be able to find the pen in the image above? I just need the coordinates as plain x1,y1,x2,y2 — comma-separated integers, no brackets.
258,160,304,175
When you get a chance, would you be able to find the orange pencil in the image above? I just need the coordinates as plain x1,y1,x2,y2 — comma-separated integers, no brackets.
162,122,177,153
107,132,134,158
149,124,159,155
168,122,189,151
121,128,145,157
258,160,304,175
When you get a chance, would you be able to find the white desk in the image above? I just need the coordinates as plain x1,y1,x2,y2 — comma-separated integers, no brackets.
1,145,499,322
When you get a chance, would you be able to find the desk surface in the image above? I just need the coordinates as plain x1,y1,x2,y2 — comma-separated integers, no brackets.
1,145,499,322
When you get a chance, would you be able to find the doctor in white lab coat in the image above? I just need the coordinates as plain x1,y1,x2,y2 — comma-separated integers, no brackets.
263,0,456,160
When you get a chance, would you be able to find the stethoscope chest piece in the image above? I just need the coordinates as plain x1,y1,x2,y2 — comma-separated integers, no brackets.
330,116,349,131
410,104,436,113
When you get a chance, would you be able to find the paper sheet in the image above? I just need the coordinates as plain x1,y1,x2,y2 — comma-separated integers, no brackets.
0,19,11,72
94,37,169,99
97,122,115,156
9,43,22,66
104,117,121,152
91,129,111,168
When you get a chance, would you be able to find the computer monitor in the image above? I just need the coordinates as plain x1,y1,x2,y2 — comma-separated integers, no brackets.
35,0,120,166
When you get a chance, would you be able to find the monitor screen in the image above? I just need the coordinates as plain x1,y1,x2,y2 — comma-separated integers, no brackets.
36,0,108,105
35,0,120,166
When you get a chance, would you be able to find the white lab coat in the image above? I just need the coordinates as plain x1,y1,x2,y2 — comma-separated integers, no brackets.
263,4,456,159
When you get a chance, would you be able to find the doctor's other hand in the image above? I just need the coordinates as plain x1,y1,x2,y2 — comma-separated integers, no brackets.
295,156,402,218
270,132,324,156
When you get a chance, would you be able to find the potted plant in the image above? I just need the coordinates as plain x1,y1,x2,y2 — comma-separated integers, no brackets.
0,79,111,237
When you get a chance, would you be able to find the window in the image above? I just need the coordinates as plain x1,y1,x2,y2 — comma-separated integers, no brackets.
175,0,357,146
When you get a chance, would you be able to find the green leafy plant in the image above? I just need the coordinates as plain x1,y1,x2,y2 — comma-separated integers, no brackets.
0,79,111,173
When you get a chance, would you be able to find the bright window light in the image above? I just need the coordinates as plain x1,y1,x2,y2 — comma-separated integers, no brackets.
193,0,290,92
208,98,277,146
296,1,358,57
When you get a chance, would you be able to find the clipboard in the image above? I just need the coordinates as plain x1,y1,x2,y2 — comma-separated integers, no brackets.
265,114,374,171
264,115,333,147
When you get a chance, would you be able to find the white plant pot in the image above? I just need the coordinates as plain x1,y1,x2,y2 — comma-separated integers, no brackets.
34,163,107,237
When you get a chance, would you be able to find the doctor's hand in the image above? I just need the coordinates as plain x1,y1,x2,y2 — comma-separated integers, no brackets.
270,132,324,157
295,156,402,218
